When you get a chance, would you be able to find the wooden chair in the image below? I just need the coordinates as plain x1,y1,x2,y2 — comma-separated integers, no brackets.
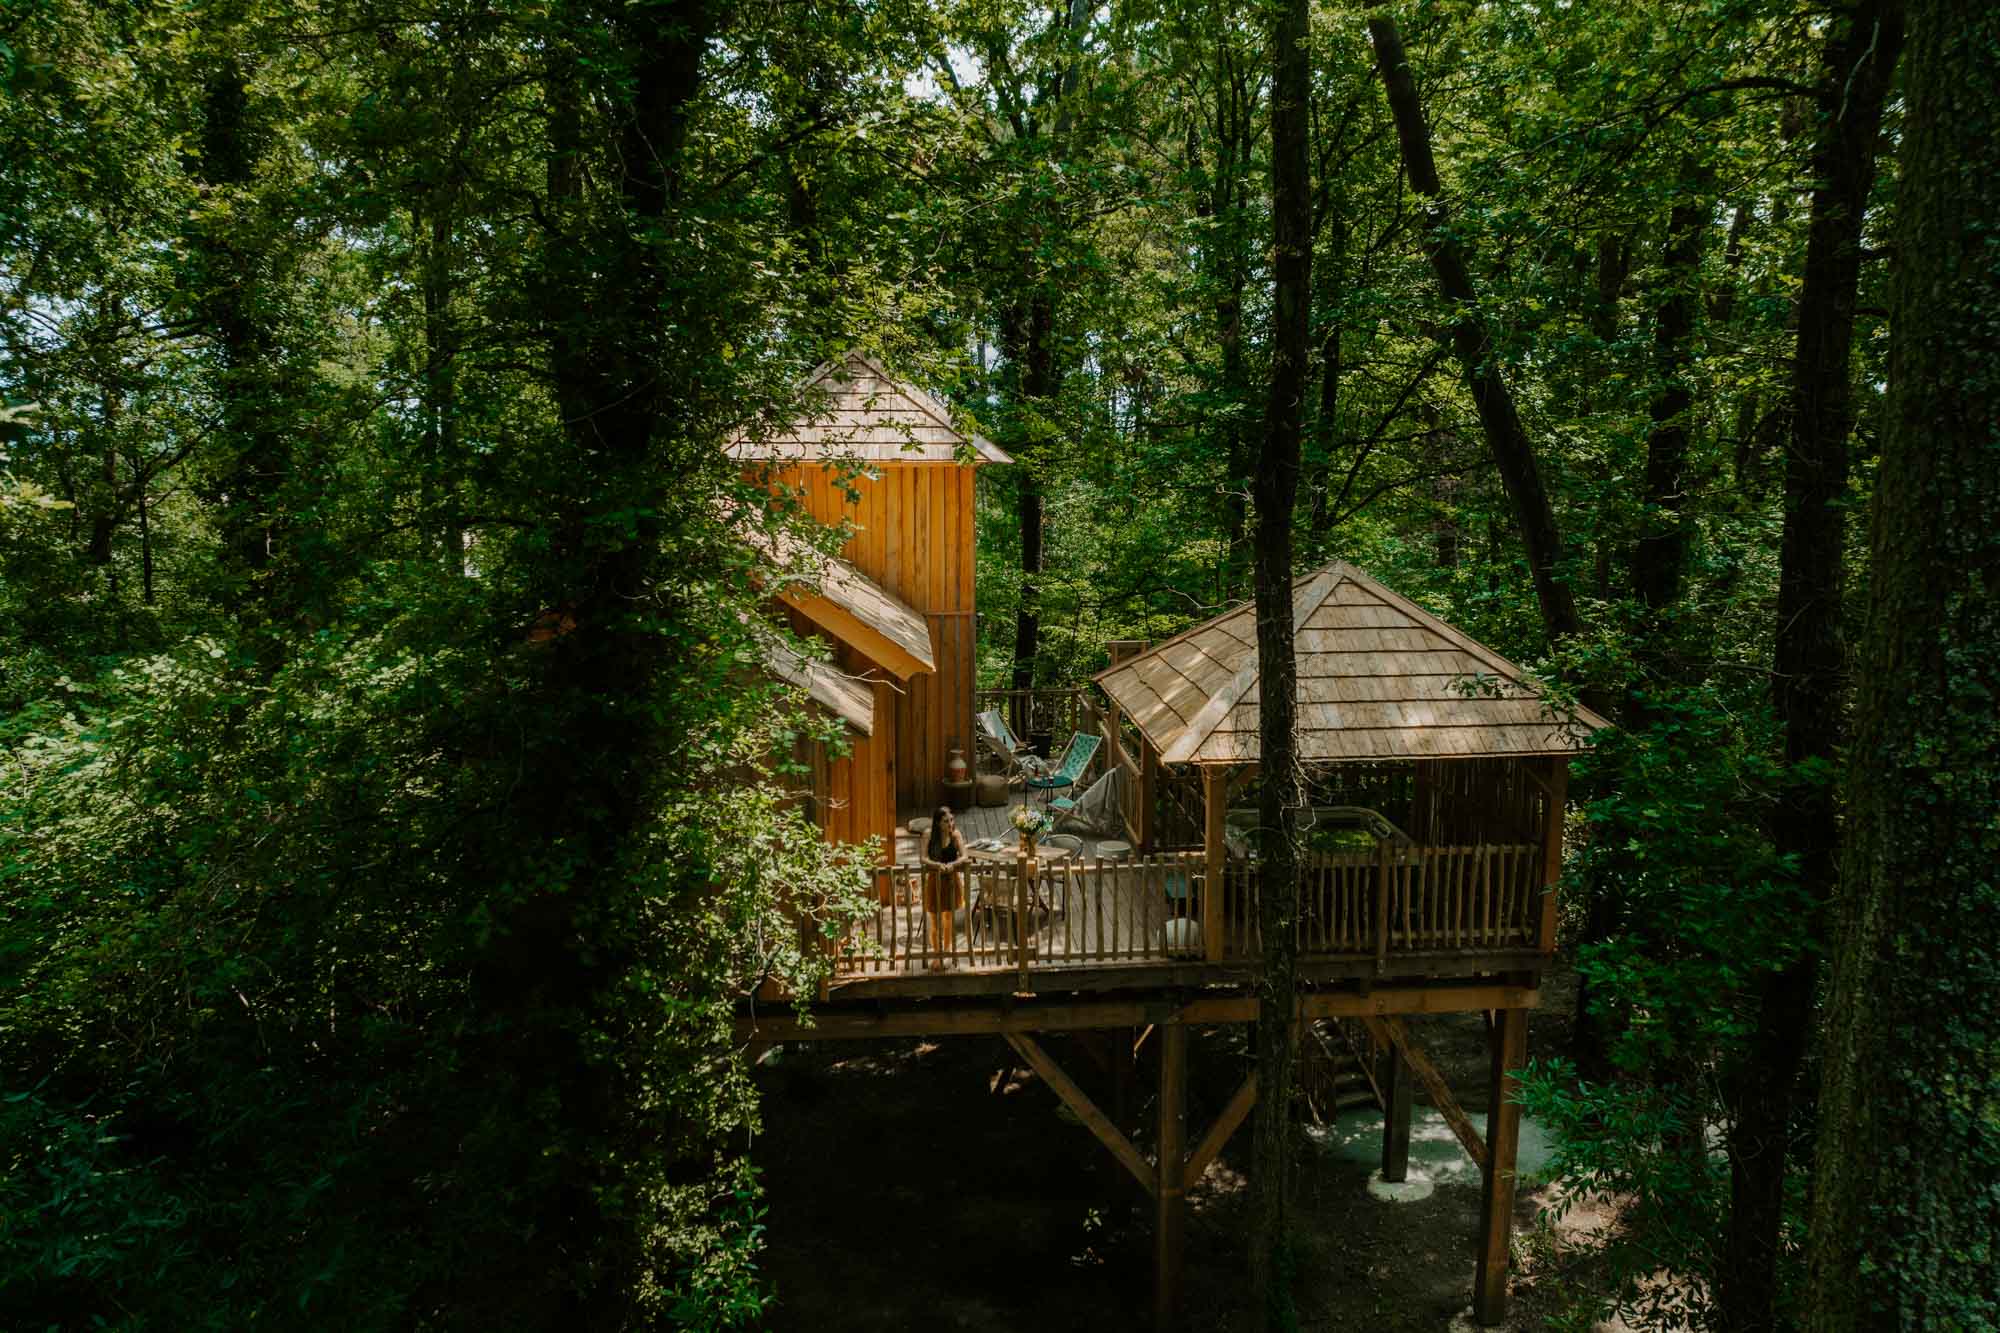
1029,731,1102,810
976,709,1047,779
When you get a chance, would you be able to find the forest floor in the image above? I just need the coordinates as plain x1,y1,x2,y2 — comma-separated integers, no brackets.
753,967,1613,1331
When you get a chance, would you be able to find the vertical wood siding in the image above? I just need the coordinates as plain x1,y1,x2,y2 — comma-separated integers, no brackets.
776,461,981,811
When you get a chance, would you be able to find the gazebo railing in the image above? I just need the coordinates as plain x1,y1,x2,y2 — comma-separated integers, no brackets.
1219,844,1542,960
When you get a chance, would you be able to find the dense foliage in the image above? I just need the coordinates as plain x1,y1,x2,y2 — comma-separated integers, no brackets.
3,0,1991,1328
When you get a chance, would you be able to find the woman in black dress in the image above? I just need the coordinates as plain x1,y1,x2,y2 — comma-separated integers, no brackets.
921,805,966,968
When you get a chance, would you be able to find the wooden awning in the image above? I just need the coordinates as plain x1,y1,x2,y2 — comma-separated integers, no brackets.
729,350,1012,465
764,637,873,735
1094,562,1610,765
740,517,936,680
777,550,934,680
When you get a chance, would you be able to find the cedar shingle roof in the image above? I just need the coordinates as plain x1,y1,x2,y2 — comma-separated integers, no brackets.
742,519,936,679
1094,562,1609,765
729,350,1012,465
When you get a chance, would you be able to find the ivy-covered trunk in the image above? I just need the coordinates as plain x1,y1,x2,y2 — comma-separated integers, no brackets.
471,6,721,1319
1248,0,1309,1317
1721,4,1905,1326
1806,3,2000,1325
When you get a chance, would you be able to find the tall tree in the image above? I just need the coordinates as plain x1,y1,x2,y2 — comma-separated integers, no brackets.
1247,0,1309,1318
1721,3,1906,1326
1805,2,2000,1325
1365,11,1583,650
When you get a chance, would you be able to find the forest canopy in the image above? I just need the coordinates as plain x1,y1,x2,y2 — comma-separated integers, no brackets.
2,0,1994,1329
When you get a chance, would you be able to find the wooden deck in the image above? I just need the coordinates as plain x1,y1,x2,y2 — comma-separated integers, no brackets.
839,830,1543,993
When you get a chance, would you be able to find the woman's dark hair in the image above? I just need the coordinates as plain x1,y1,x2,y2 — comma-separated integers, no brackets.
927,805,954,861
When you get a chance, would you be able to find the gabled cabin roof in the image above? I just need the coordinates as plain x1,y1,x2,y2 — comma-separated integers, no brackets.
729,350,1013,465
763,637,873,736
1094,562,1611,766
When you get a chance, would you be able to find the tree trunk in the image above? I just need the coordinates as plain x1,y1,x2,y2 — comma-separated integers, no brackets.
193,61,289,613
1009,292,1056,697
473,10,718,1320
1806,4,2000,1327
1248,0,1310,1320
1366,13,1582,649
1719,4,1906,1328
1631,197,1708,628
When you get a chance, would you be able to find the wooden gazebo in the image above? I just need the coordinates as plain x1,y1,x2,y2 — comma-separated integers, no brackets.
1096,561,1607,963
1093,560,1608,1326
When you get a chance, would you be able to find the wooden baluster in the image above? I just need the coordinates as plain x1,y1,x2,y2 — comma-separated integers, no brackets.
1374,840,1391,966
1458,851,1468,950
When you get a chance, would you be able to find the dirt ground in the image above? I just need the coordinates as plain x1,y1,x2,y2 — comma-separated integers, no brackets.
751,971,1582,1331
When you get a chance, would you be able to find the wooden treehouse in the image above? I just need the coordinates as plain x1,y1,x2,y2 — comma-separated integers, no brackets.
736,366,1607,1327
735,350,1011,856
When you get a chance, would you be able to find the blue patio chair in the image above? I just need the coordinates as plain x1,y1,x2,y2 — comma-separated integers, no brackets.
1028,731,1101,810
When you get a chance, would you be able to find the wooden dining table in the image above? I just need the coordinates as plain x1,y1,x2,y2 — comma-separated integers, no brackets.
963,840,1076,866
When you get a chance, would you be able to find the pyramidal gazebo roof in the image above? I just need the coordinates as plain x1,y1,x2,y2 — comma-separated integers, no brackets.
1094,562,1610,766
729,350,1013,465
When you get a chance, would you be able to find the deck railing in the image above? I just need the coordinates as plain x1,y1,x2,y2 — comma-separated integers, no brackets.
832,843,1541,982
839,852,1206,977
1221,844,1541,959
974,687,1094,754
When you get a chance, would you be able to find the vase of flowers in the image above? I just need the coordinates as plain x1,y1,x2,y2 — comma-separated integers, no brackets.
1009,804,1050,856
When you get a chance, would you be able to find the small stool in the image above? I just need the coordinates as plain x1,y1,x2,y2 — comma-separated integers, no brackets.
1097,840,1132,860
942,778,975,811
976,773,1009,807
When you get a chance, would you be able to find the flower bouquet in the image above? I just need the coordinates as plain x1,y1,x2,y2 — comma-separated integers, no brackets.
1008,804,1053,854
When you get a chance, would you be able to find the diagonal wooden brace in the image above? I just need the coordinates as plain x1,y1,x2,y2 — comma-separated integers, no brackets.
1183,1070,1258,1190
1362,1014,1487,1170
1006,1032,1156,1196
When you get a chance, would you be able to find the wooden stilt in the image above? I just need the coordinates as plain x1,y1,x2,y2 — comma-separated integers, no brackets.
1473,1005,1528,1325
1154,1022,1188,1333
1380,1042,1412,1183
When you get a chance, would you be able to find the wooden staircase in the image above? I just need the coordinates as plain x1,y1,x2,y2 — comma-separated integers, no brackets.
1298,1017,1385,1122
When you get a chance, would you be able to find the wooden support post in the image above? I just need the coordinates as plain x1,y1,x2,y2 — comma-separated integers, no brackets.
1474,1005,1528,1325
1202,766,1228,961
1154,1021,1188,1333
1379,1042,1413,1182
1374,837,1392,968
1537,758,1568,954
